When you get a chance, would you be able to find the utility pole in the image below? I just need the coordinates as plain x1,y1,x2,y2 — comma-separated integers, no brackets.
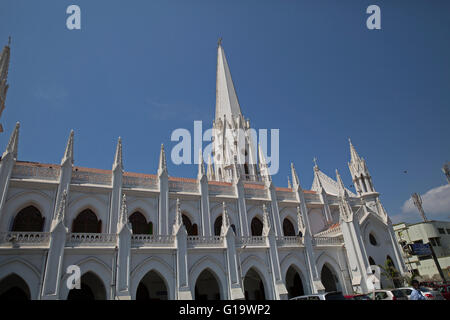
442,162,450,184
411,193,447,283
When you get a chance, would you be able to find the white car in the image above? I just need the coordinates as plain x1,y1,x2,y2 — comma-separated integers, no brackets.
290,291,346,300
367,289,408,300
398,287,445,300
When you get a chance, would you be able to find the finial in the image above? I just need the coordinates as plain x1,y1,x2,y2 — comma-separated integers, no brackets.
313,157,319,171
8,36,11,46
218,37,222,47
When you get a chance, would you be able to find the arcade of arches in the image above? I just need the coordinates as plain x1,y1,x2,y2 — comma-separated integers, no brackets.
282,218,295,236
67,272,106,300
250,217,263,236
136,270,168,300
195,269,221,300
72,209,102,233
321,264,339,292
129,211,153,235
285,266,305,299
0,274,31,300
182,214,198,236
11,206,44,232
244,268,266,300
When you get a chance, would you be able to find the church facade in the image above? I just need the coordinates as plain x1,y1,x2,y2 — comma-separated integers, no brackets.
0,40,406,300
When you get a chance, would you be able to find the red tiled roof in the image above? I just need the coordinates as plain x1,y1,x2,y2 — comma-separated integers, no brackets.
16,161,61,169
276,187,292,192
124,171,157,179
168,176,197,183
73,166,111,174
208,180,232,186
243,183,265,190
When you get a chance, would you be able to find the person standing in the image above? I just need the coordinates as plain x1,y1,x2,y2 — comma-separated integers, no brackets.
410,280,426,300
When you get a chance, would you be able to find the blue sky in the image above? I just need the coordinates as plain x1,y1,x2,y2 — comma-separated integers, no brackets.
0,0,449,224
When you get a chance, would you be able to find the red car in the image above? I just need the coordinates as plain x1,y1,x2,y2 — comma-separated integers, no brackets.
434,284,450,300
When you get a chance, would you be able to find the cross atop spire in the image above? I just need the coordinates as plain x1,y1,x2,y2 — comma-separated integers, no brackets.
313,157,319,171
217,37,222,47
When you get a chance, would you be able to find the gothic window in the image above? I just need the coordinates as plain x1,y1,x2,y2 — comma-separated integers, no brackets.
129,212,152,235
11,206,45,232
282,218,296,236
369,233,378,246
244,163,249,175
251,217,263,236
182,214,198,236
72,209,101,233
214,216,222,236
368,257,376,266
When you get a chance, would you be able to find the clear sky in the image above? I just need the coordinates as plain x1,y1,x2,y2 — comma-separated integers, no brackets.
0,0,449,224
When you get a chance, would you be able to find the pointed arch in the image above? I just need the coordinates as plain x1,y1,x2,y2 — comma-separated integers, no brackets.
11,205,45,232
189,256,228,300
72,209,101,233
282,218,296,236
250,216,263,236
0,258,41,299
130,256,175,300
0,273,31,300
241,255,272,300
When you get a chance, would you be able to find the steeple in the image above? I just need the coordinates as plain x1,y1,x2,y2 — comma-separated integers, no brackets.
336,169,349,199
0,37,11,132
3,121,19,158
347,139,375,194
215,39,243,125
290,163,300,188
158,144,167,176
61,130,74,166
113,137,123,171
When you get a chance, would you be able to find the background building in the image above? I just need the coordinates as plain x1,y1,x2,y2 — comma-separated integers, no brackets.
394,220,450,281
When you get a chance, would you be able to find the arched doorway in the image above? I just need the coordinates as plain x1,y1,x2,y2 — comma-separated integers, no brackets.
244,268,266,300
321,264,339,292
182,214,198,236
251,217,263,236
0,274,31,300
129,212,153,235
12,206,45,232
285,266,305,299
72,209,101,233
282,218,295,236
67,272,106,300
136,270,168,300
195,269,221,300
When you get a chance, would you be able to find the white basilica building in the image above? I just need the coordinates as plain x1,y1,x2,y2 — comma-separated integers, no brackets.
0,39,407,300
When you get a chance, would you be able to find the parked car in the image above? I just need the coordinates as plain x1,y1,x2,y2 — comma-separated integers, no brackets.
344,294,371,300
434,284,450,300
367,289,408,300
398,287,445,300
290,291,346,300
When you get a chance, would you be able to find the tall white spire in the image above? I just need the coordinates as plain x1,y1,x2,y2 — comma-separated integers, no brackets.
158,144,167,176
61,130,74,166
113,137,123,171
215,39,243,124
0,37,11,132
3,121,19,158
207,155,215,180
